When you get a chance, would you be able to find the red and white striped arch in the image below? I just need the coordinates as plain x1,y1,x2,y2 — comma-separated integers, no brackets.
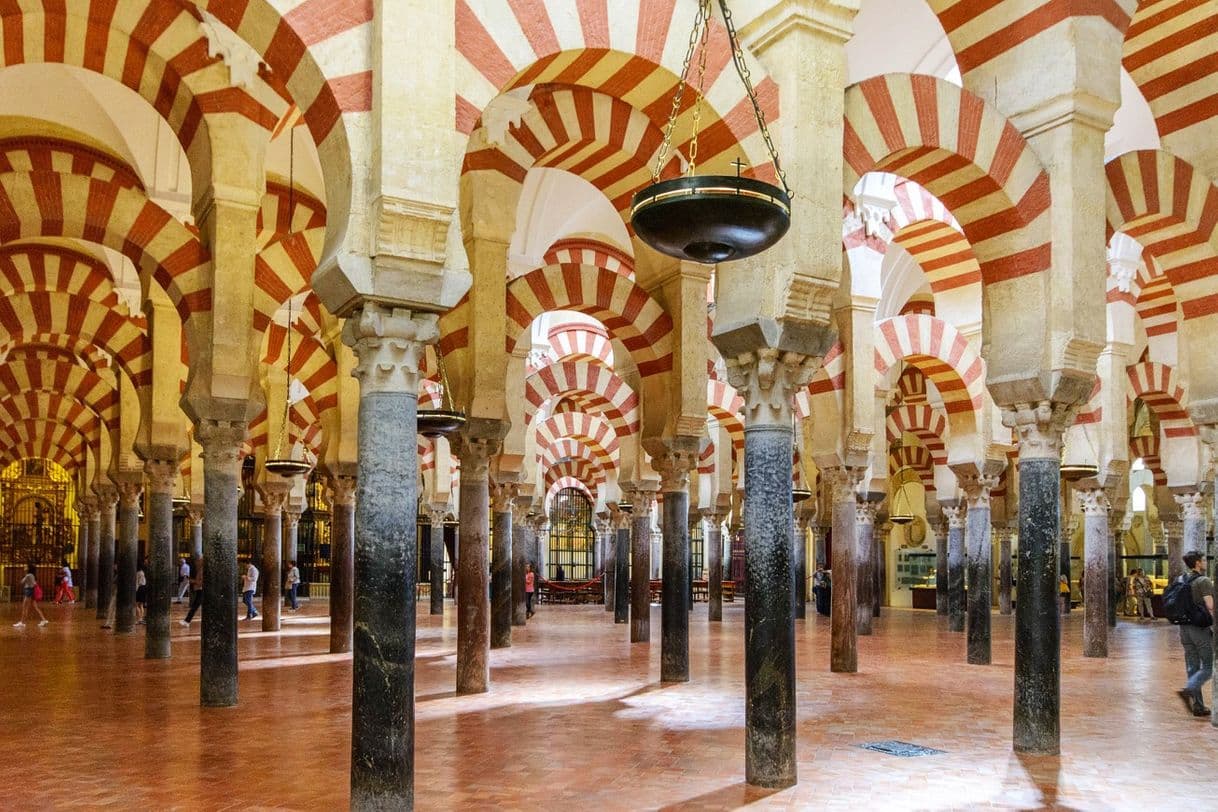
886,403,949,466
1106,150,1218,320
796,341,846,419
253,182,327,333
1129,433,1166,486
543,238,633,278
545,476,593,510
0,245,123,308
0,419,87,470
0,392,101,448
889,444,935,492
0,137,144,191
706,379,744,455
544,457,602,493
524,360,639,437
874,315,984,414
1126,360,1195,437
547,321,614,366
541,437,608,473
1136,274,1180,339
844,74,1051,287
262,322,339,420
1075,378,1104,427
0,358,118,431
1123,1,1217,140
535,411,620,462
455,0,779,181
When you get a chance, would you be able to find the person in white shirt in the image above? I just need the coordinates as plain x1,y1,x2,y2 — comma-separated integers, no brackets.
284,560,301,611
175,558,191,603
241,562,259,620
55,561,75,605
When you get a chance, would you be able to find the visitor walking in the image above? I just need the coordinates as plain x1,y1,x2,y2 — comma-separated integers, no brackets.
242,561,259,620
175,557,191,603
1169,550,1214,717
54,560,75,604
13,564,48,627
525,563,536,619
180,558,204,626
284,560,300,611
1134,569,1155,619
812,566,831,617
135,563,147,624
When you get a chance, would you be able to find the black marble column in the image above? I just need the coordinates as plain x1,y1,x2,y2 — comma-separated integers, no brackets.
963,479,996,666
741,421,796,788
935,521,948,616
95,489,116,620
603,517,615,614
511,502,529,626
615,513,630,624
873,533,884,618
706,510,724,622
630,488,656,643
76,507,89,603
657,456,693,683
457,437,494,693
198,420,245,708
1165,521,1184,584
188,508,204,562
145,461,177,660
1013,448,1062,755
85,503,100,609
490,484,514,649
1060,536,1073,614
114,481,142,635
327,477,355,653
999,530,1013,616
829,470,861,674
856,504,877,635
260,488,287,633
793,515,808,620
1108,531,1120,628
945,504,966,633
1080,488,1110,658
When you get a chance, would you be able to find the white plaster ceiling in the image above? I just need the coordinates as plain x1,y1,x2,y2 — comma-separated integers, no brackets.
508,168,631,277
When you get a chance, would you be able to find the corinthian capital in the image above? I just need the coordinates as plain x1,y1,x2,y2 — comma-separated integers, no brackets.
724,348,820,427
1001,400,1077,461
652,446,698,493
491,482,518,514
327,474,357,507
144,459,179,495
959,473,1001,510
942,503,965,529
1174,490,1206,520
341,304,439,395
1076,487,1110,517
821,466,866,504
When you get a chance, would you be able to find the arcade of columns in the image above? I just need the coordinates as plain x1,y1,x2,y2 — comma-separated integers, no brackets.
4,0,1218,808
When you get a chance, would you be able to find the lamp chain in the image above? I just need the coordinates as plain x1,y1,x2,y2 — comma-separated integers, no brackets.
651,0,709,181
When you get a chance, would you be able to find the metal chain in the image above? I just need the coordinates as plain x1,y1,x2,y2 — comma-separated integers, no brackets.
652,0,709,182
687,3,712,177
274,296,294,459
717,0,791,197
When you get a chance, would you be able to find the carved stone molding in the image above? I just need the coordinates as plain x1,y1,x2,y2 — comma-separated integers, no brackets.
1076,488,1110,517
342,304,439,395
327,475,357,507
1174,491,1206,520
724,348,820,427
942,503,966,529
144,460,178,495
1001,400,1077,461
372,196,454,267
821,466,866,504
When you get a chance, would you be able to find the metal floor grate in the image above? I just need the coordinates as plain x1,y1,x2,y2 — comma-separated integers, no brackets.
857,740,945,757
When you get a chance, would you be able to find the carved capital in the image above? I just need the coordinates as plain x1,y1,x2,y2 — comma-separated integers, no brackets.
341,304,438,395
960,473,1001,510
260,485,290,515
327,474,357,507
595,516,612,536
491,482,518,515
144,460,178,495
625,485,658,519
1076,487,1110,517
1162,518,1183,541
724,348,820,427
114,478,143,509
195,419,248,468
653,449,698,493
185,505,204,527
283,509,301,531
426,504,449,526
942,503,966,529
855,500,878,526
821,466,866,504
1175,491,1206,520
1001,400,1077,461
457,436,499,482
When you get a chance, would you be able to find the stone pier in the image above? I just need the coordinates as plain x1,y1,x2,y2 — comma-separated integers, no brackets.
1079,488,1111,658
614,508,630,625
705,510,724,622
828,468,863,673
259,485,289,633
962,474,999,665
95,488,117,621
490,482,515,649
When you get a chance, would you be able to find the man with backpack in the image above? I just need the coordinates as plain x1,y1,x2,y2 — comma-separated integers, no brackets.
1165,550,1215,717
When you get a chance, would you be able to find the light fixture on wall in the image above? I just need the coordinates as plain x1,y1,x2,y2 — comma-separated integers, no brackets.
630,0,791,264
417,347,467,439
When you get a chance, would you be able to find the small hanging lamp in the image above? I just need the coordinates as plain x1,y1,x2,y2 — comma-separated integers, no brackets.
889,481,914,526
1059,426,1098,482
631,0,791,264
417,346,467,439
792,488,813,503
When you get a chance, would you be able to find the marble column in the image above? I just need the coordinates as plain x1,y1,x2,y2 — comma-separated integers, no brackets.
94,488,117,621
1060,516,1075,614
828,468,864,673
943,504,966,633
1008,402,1068,756
283,508,301,578
726,349,817,791
84,502,100,609
456,436,496,693
1165,518,1184,584
629,487,657,643
873,530,884,619
425,505,447,618
999,529,1013,616
794,513,809,620
512,497,531,626
1077,487,1110,658
186,506,204,563
490,482,515,650
114,479,143,635
962,475,999,665
259,486,289,633
328,475,356,653
1176,491,1207,561
655,452,695,683
196,420,246,708
76,506,90,603
601,515,615,614
855,501,878,636
343,306,434,809
614,508,630,624
934,519,948,616
705,510,724,622
144,460,178,659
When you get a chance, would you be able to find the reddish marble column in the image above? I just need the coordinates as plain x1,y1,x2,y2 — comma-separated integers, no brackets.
1079,487,1111,658
628,486,657,644
826,467,864,674
855,501,877,636
328,475,356,653
457,436,496,693
259,486,289,633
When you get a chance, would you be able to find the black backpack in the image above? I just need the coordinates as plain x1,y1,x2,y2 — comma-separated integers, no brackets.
1163,573,1213,628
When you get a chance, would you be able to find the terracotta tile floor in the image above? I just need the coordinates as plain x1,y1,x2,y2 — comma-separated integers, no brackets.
1,599,1215,810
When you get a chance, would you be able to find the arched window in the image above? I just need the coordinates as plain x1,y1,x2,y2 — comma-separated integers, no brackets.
547,487,594,581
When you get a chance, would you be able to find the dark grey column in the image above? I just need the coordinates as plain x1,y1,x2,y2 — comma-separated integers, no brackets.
76,505,90,603
260,487,288,633
856,502,877,635
1060,530,1073,614
656,454,694,683
945,504,966,633
614,511,630,624
999,529,1013,616
793,514,808,620
188,508,204,563
197,419,246,708
456,436,495,693
425,505,445,618
962,476,998,665
490,483,514,649
511,499,530,625
934,519,948,616
1080,488,1110,658
344,308,432,810
828,469,862,674
705,510,724,622
329,475,356,653
873,532,884,618
1011,411,1064,756
95,488,117,620
85,501,100,609
114,479,142,635
602,516,615,614
629,487,656,643
1109,532,1120,628
283,508,301,590
145,461,178,659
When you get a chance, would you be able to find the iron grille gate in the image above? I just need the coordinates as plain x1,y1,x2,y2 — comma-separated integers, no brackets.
547,487,595,581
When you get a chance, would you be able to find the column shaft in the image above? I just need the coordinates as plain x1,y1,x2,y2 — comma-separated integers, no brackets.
966,502,993,665
707,515,723,622
615,523,630,624
491,505,512,649
630,494,653,643
793,519,807,620
431,517,446,617
115,489,141,635
603,522,615,614
86,509,101,609
999,533,1013,615
511,514,528,625
261,507,284,633
330,496,355,653
191,517,204,562
77,516,90,602
457,442,492,693
145,462,177,660
96,498,116,621
830,482,858,673
1082,506,1108,658
935,528,948,616
856,514,875,636
661,488,690,683
199,422,244,708
947,510,966,633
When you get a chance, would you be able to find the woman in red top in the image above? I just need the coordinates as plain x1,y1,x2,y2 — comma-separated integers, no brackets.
525,563,536,619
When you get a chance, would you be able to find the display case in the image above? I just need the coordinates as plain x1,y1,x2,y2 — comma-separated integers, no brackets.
896,547,937,590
